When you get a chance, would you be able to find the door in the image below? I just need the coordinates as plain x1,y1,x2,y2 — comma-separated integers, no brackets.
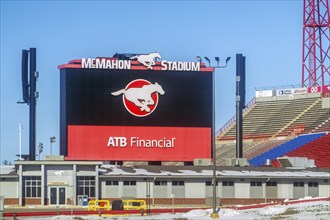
308,182,319,197
59,187,66,205
50,188,57,205
293,182,305,199
49,187,66,205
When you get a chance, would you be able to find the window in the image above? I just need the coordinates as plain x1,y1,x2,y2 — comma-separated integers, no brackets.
266,181,277,187
308,182,318,187
154,181,167,186
23,176,41,198
222,181,234,186
172,181,184,186
123,180,136,186
105,180,119,186
206,181,218,186
77,176,95,197
251,181,262,186
294,182,304,187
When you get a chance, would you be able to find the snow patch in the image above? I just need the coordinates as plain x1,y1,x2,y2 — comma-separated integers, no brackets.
183,209,211,218
219,208,240,218
98,165,330,178
259,206,287,216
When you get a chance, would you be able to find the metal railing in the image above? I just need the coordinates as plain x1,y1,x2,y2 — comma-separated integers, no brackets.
215,97,256,138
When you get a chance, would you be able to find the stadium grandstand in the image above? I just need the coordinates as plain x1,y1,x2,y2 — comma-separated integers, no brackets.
216,87,330,168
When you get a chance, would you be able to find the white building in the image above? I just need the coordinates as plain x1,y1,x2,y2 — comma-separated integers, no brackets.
1,159,329,206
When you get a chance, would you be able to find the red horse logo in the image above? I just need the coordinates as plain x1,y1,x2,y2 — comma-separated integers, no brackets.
111,79,165,117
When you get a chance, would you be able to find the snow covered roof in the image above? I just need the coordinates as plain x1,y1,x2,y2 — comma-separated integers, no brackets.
0,165,16,175
99,165,330,178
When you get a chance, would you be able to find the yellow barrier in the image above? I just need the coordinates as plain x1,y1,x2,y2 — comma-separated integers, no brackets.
88,199,111,211
122,199,146,211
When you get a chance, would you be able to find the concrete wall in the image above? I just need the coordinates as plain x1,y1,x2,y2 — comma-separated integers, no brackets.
76,165,96,176
322,97,330,109
171,187,184,198
81,177,330,202
235,180,250,198
277,179,293,199
45,165,75,205
185,181,204,198
319,180,330,197
19,164,98,206
154,185,167,198
136,181,146,198
6,162,330,206
205,186,212,197
100,180,120,198
0,178,18,198
22,165,41,175
46,165,74,185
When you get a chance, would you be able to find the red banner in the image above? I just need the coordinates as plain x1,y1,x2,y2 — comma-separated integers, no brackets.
308,85,330,93
67,125,211,161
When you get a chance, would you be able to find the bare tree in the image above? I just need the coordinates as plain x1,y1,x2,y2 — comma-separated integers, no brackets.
2,160,12,165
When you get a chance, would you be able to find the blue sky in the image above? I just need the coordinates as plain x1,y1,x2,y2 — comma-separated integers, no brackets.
1,1,302,163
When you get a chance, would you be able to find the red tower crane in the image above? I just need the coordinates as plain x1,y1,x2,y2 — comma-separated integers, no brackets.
302,0,330,87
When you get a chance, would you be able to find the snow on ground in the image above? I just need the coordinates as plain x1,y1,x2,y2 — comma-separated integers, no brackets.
99,164,330,178
17,200,330,220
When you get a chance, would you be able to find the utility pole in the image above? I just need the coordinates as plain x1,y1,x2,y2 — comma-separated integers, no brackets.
200,56,231,219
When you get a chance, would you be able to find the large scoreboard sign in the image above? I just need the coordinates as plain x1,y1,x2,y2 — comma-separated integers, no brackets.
59,53,214,161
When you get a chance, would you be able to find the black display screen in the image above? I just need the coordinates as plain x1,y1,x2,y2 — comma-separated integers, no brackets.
61,68,213,127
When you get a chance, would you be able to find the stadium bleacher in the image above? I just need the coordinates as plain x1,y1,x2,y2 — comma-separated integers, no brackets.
216,92,330,167
282,133,330,168
248,132,326,167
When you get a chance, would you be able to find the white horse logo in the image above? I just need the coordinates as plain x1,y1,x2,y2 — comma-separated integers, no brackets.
130,52,161,69
112,81,165,115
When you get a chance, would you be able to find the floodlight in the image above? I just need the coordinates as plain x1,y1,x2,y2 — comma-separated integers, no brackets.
215,57,220,67
204,57,211,66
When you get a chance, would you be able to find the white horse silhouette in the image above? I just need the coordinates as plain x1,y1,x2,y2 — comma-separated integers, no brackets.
112,82,165,112
130,52,161,69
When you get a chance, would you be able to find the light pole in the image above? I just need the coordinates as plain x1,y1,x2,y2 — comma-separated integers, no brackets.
38,142,43,160
171,193,175,214
50,136,56,155
144,177,151,216
264,178,270,203
201,56,230,219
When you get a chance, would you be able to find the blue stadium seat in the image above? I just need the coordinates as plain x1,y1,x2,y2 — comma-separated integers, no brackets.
249,132,326,166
